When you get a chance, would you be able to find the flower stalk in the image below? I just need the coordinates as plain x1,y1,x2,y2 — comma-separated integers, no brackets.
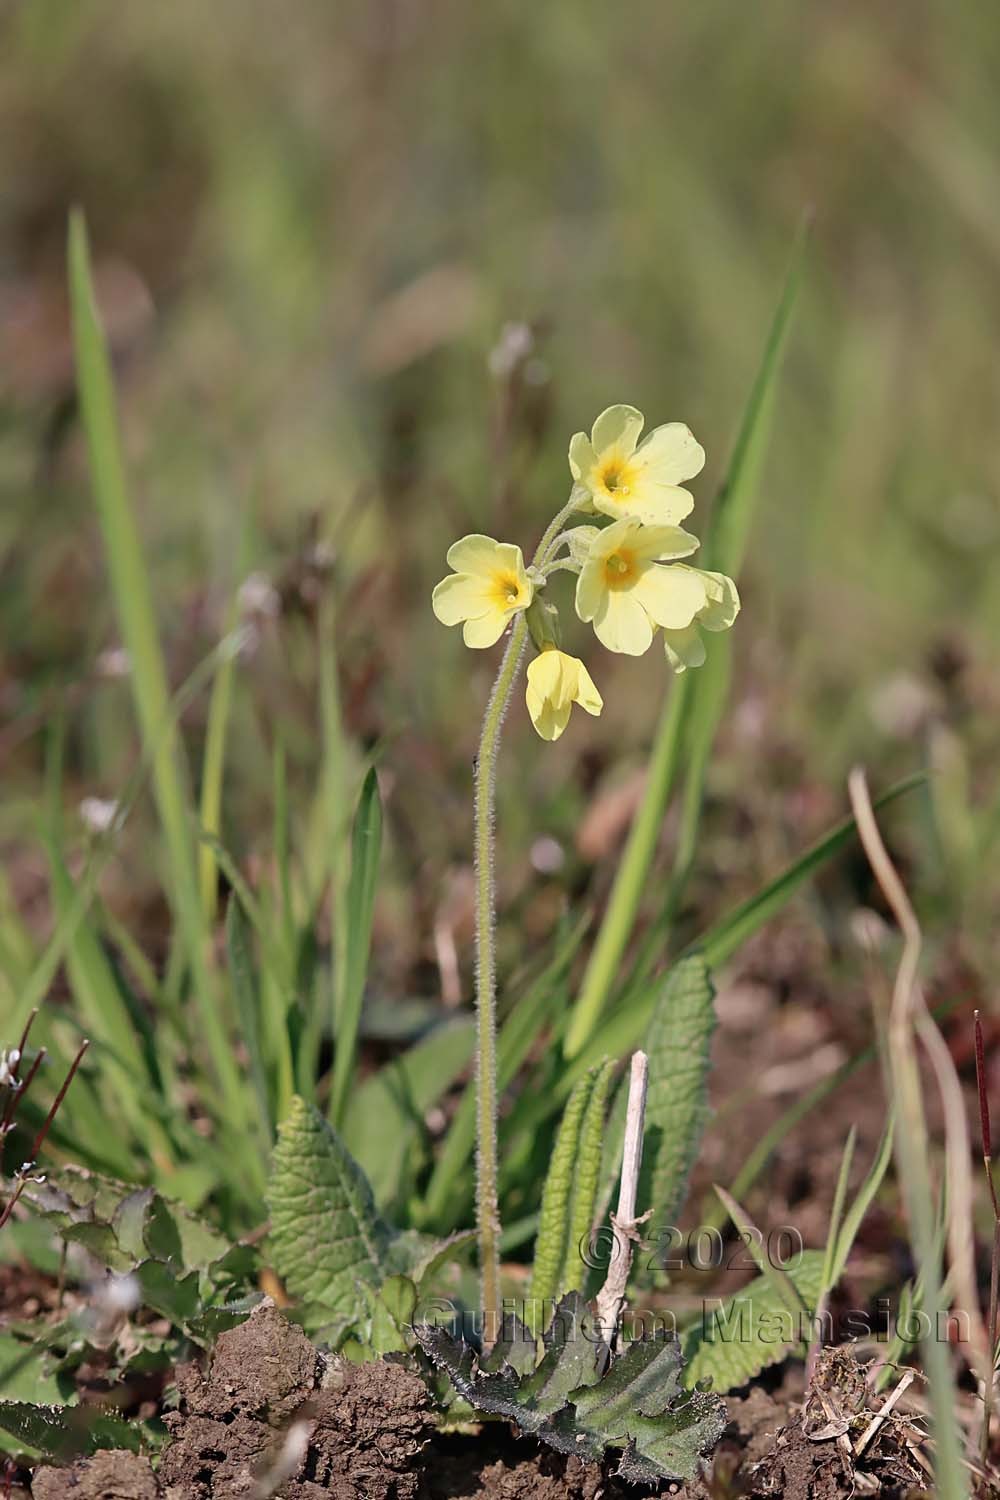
431,409,739,1337
473,610,528,1340
472,495,579,1339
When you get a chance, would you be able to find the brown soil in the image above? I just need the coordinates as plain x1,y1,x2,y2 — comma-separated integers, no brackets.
27,1305,935,1499
32,1449,160,1498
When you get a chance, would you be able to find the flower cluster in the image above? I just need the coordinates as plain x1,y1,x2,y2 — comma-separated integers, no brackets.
432,405,740,739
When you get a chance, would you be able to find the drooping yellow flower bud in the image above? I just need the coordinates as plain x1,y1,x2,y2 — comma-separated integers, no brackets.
525,649,603,741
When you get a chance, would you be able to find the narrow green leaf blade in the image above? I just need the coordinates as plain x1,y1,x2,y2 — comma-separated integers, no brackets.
225,896,272,1150
67,210,246,1134
330,768,383,1127
831,1115,895,1287
343,1017,474,1207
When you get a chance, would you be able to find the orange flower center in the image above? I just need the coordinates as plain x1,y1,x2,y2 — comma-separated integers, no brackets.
491,570,526,608
598,456,633,500
603,549,637,589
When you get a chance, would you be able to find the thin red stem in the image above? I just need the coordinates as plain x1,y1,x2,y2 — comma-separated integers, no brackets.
28,1040,89,1162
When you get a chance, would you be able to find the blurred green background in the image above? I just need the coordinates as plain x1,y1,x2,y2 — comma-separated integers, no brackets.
2,0,999,995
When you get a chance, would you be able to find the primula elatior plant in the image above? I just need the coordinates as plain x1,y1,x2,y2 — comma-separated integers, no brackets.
431,404,739,1336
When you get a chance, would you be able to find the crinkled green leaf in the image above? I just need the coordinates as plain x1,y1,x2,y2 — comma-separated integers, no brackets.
385,1228,475,1291
417,1291,725,1483
529,1060,615,1329
0,1401,141,1461
598,956,716,1255
681,1248,825,1392
563,1060,615,1295
0,1335,65,1406
268,1095,391,1317
367,1274,418,1355
529,1069,595,1314
641,956,716,1230
22,1168,232,1277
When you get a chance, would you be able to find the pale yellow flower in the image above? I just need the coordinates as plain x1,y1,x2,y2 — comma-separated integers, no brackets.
568,405,705,526
432,534,534,648
525,649,603,741
662,567,741,673
574,519,707,656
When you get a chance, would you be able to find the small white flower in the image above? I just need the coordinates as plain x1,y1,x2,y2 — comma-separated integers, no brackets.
488,322,534,378
95,646,131,679
238,571,281,618
79,797,122,835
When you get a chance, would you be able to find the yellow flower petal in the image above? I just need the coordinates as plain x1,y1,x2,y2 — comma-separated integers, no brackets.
699,570,741,631
574,557,605,623
570,657,604,716
462,608,509,649
663,624,707,674
630,565,707,630
630,524,700,562
594,481,695,527
431,573,492,627
632,422,705,485
592,589,654,656
568,431,597,482
591,404,644,457
446,534,528,582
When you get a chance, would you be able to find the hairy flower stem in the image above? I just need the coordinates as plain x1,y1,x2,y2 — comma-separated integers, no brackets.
474,497,578,1342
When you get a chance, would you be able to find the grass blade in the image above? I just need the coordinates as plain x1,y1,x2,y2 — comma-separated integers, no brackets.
691,771,927,971
67,210,248,1137
562,772,928,1092
329,768,383,1127
714,1184,808,1325
831,1115,895,1286
225,897,273,1155
198,587,241,924
817,1126,857,1321
563,222,809,1060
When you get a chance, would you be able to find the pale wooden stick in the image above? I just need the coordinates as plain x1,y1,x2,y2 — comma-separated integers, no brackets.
595,1051,649,1346
854,1368,916,1457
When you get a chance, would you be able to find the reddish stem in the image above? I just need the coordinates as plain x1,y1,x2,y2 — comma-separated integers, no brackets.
29,1039,89,1162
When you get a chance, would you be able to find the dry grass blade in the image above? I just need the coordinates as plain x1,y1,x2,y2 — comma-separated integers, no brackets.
849,766,981,1499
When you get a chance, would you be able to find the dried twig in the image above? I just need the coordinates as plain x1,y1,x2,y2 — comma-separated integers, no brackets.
854,1367,917,1457
595,1051,649,1347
